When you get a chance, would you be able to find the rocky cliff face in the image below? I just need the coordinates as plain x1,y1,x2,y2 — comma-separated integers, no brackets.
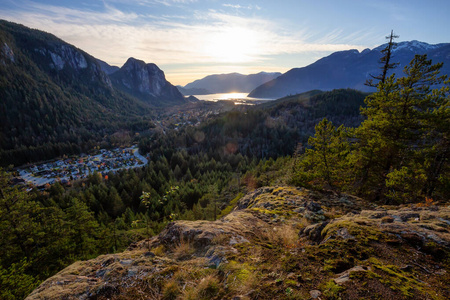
110,57,186,106
27,186,450,299
1,42,15,64
96,58,120,75
33,43,113,88
0,20,113,90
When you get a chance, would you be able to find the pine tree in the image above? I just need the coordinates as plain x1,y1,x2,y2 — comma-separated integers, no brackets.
293,118,350,190
353,54,449,202
365,30,399,87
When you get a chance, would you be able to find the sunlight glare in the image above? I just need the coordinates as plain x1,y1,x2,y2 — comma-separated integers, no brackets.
205,27,260,63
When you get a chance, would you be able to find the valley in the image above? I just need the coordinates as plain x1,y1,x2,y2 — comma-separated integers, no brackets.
0,17,448,300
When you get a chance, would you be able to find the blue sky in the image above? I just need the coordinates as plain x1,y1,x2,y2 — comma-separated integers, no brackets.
0,0,449,85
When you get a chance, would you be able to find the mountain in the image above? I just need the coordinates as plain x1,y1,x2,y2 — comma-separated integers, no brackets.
0,20,155,166
110,57,186,106
249,41,450,98
184,71,282,94
97,58,120,75
27,186,450,299
176,85,211,96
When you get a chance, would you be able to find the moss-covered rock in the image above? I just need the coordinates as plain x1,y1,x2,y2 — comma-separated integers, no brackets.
26,187,450,299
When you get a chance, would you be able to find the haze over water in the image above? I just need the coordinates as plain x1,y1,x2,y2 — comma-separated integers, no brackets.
193,92,274,102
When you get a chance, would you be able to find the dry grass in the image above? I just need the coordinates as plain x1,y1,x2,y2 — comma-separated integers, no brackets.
258,224,299,248
323,206,343,219
161,279,181,300
181,274,221,300
172,237,195,260
152,244,165,256
224,261,258,295
211,233,229,245
274,224,299,248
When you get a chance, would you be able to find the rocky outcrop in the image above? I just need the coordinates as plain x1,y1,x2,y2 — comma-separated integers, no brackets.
33,44,113,88
27,187,450,299
110,57,186,106
1,42,15,64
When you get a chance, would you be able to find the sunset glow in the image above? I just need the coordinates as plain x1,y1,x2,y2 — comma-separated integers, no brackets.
0,0,448,85
204,27,260,63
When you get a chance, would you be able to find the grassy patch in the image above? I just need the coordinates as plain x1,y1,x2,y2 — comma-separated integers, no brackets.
218,192,244,218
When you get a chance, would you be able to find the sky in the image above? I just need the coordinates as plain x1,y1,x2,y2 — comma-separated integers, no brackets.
0,0,449,86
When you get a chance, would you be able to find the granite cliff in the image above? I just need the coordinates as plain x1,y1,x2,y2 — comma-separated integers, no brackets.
110,57,186,106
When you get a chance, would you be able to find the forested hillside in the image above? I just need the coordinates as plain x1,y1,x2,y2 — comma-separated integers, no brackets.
139,89,367,160
0,20,183,167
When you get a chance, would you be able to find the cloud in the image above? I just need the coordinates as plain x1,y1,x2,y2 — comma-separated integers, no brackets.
0,0,371,84
223,3,261,10
127,0,198,7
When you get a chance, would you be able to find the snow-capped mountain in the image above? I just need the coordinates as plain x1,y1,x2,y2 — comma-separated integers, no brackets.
249,41,450,99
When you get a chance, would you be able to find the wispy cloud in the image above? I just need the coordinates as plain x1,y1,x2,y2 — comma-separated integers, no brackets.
121,0,198,7
223,3,261,10
0,0,371,84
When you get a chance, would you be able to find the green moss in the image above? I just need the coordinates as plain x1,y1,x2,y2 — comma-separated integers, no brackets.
218,192,244,218
228,261,255,282
323,258,354,274
321,279,344,299
365,257,437,299
285,279,297,286
249,207,294,217
322,219,386,244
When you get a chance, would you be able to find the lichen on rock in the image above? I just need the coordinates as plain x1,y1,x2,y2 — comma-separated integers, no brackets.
26,187,450,300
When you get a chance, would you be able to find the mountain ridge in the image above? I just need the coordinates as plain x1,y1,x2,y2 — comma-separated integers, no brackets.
109,57,186,106
249,41,450,98
0,19,184,166
183,71,282,94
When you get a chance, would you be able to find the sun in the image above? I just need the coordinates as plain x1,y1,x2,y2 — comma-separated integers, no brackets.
205,27,259,63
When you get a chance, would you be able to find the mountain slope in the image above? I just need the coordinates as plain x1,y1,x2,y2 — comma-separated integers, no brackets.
110,57,186,106
175,89,366,159
0,20,153,166
249,41,450,98
177,85,211,96
97,58,120,75
27,186,450,299
184,71,282,94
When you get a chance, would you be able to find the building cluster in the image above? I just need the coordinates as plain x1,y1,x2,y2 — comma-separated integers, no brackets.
18,146,147,187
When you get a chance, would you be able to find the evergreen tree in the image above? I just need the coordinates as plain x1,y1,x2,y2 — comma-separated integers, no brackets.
365,30,399,87
64,198,99,258
292,118,350,190
352,54,449,202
